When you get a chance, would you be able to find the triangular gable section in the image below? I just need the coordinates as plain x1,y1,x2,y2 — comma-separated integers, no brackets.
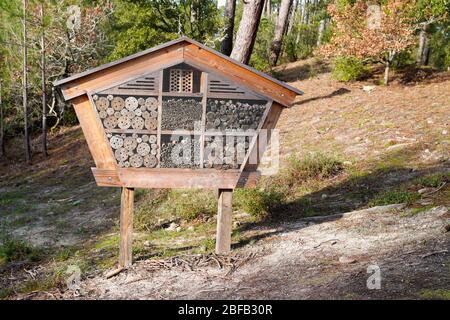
55,37,302,106
95,62,268,102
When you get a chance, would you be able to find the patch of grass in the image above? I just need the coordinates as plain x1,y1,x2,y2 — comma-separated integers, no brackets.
0,235,42,265
420,289,450,300
55,246,78,262
281,153,344,187
197,238,215,253
167,189,216,221
369,190,420,207
94,234,119,251
409,205,435,216
0,287,14,299
135,189,216,231
415,172,449,188
0,189,27,206
234,188,285,218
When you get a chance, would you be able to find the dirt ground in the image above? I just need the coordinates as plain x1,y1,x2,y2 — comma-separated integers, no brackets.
1,61,449,300
58,204,449,300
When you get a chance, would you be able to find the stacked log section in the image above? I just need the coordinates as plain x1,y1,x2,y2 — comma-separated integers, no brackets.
107,132,159,168
160,135,201,168
205,99,267,132
161,98,202,131
203,135,250,170
93,94,158,131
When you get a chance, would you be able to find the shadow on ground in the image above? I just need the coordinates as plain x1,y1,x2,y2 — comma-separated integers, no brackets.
274,59,331,82
234,144,449,247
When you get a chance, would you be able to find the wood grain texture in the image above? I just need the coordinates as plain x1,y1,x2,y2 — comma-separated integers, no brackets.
60,43,184,101
72,95,117,169
215,189,233,254
119,187,134,268
91,168,260,189
91,168,121,186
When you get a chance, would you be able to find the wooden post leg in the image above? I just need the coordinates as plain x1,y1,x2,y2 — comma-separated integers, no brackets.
215,189,233,254
119,187,134,268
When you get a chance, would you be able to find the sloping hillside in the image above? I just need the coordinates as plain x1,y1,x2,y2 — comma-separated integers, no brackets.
0,61,449,299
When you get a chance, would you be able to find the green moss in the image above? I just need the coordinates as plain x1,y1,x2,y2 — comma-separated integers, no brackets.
420,289,450,300
409,205,435,216
94,234,120,251
415,172,449,188
369,190,420,207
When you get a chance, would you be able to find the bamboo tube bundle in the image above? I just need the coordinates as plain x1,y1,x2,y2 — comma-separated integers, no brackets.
203,135,250,169
161,98,202,131
160,135,201,168
205,99,266,132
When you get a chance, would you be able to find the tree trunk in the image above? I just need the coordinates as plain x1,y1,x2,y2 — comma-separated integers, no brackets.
23,0,31,163
422,46,430,66
316,19,325,46
269,0,293,66
264,0,271,16
287,0,298,33
417,27,426,66
0,80,5,158
41,4,48,156
230,0,265,65
384,61,390,86
384,51,395,86
303,0,310,25
221,0,236,56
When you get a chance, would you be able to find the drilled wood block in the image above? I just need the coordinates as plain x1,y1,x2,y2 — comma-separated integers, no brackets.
169,69,193,93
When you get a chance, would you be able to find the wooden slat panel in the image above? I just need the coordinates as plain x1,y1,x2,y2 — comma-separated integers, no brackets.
60,43,184,100
118,168,239,189
184,44,297,106
91,168,260,189
72,95,116,169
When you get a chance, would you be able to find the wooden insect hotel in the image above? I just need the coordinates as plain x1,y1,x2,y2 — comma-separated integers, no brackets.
54,37,302,268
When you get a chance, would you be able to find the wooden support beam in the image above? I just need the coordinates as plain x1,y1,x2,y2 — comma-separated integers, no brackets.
119,187,134,268
215,189,233,254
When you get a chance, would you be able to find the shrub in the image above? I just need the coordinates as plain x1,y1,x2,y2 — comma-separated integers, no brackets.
234,188,285,218
415,172,449,188
0,235,41,264
282,153,344,187
428,25,450,70
332,56,369,81
392,50,415,69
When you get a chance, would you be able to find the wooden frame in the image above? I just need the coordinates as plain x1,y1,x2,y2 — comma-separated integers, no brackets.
56,37,302,265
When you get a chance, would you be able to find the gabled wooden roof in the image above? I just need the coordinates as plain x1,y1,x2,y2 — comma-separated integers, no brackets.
54,36,303,106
